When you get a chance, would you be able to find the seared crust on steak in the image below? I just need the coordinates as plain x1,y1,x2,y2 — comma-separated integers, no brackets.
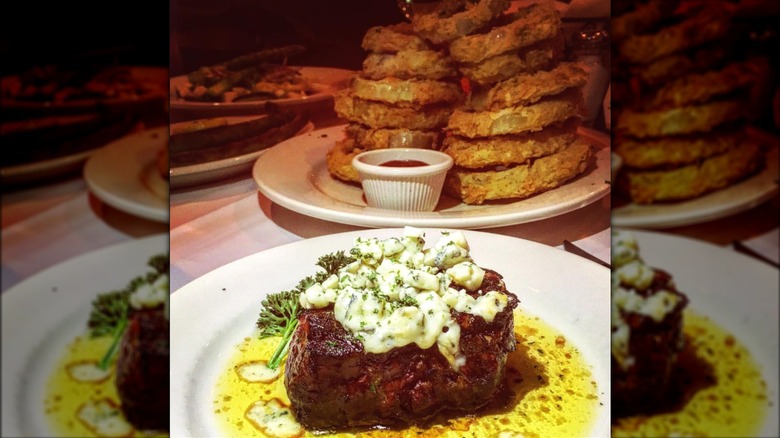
284,269,518,430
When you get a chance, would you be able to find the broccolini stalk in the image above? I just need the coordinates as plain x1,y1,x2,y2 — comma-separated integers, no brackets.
256,251,355,370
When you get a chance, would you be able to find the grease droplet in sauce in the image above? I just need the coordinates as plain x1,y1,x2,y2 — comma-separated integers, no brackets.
379,159,429,168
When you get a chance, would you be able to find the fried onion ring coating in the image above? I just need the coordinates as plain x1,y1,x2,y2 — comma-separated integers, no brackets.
618,142,764,204
614,126,746,170
345,124,441,150
447,89,584,138
444,138,592,204
618,5,730,64
334,91,453,130
466,62,587,111
457,34,564,85
442,120,578,168
448,2,561,64
643,59,767,110
326,137,362,183
351,76,463,106
411,0,510,45
361,23,430,53
615,99,745,139
611,0,679,43
632,43,732,86
361,49,458,80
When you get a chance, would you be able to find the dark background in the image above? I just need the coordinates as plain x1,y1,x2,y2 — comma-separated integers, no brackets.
0,0,169,74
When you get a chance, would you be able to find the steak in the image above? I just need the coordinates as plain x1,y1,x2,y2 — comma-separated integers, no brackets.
114,308,170,431
284,269,518,430
612,268,688,417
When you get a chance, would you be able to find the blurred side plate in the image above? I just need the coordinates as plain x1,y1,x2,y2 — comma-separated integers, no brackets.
169,116,313,189
168,66,354,117
84,127,169,222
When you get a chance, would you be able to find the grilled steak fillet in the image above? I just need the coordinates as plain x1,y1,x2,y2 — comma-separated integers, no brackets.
115,308,170,431
612,268,688,417
284,269,518,430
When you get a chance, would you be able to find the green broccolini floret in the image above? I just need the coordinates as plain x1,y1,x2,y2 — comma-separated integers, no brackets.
256,251,355,370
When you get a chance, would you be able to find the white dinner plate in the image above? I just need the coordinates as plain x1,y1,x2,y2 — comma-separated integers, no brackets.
84,127,169,222
170,228,611,437
253,125,611,229
1,234,168,438
169,116,314,189
619,228,779,437
612,129,779,229
169,66,354,117
2,147,99,185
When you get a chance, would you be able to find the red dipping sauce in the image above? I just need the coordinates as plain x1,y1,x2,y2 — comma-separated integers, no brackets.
379,159,429,168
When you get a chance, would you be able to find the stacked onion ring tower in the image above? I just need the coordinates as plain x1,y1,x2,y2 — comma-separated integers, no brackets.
329,0,597,205
612,1,770,204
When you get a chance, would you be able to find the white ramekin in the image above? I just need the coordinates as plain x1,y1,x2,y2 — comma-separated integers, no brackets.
352,148,454,211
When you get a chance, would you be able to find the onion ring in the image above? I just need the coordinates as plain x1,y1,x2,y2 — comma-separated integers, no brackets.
361,23,430,53
448,2,561,64
618,4,730,64
442,120,578,168
466,62,587,111
411,0,510,45
632,43,732,86
457,33,564,85
447,89,584,138
618,142,763,204
326,136,363,183
334,90,453,130
611,0,680,43
361,49,458,80
351,76,463,106
345,124,441,150
444,138,592,204
614,125,746,169
643,59,767,110
615,98,745,139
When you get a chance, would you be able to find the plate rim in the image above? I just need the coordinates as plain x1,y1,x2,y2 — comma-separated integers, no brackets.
83,127,169,222
169,227,611,437
252,124,611,229
1,234,169,438
612,132,779,229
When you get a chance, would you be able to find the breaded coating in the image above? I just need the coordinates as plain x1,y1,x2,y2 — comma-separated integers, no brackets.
444,138,592,204
326,137,362,183
618,5,730,64
633,44,731,86
345,124,441,150
466,62,587,111
351,77,463,106
611,0,679,43
644,58,768,110
615,99,744,139
615,126,746,169
361,23,430,53
619,142,764,203
361,49,458,80
447,89,584,138
449,2,561,64
442,120,578,168
334,90,453,130
411,0,510,45
457,34,564,85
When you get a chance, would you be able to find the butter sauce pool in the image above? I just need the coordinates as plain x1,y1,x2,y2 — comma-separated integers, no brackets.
212,309,601,438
